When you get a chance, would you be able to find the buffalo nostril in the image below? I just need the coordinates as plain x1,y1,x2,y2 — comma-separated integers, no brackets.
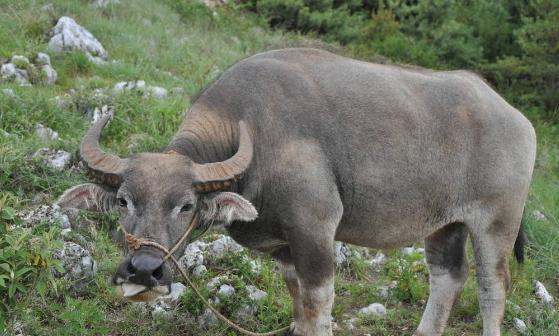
127,262,136,275
152,265,163,280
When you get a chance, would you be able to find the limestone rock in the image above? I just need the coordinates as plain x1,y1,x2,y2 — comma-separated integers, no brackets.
246,285,267,301
33,148,71,170
513,318,527,334
334,242,352,268
359,303,387,317
35,123,59,142
53,241,97,290
48,16,107,64
209,235,243,258
534,281,554,304
197,308,219,329
16,204,71,229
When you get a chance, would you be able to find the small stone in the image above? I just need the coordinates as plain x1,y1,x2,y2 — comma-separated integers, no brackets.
41,64,58,85
209,235,243,258
335,242,352,267
233,304,257,319
359,303,387,317
35,124,59,141
192,265,207,277
16,204,70,228
532,210,546,221
246,285,267,301
160,282,186,303
171,87,185,95
197,308,219,329
145,86,168,99
534,281,554,304
41,3,55,12
369,252,387,267
377,286,390,299
53,241,97,291
207,276,227,290
1,63,17,78
10,55,30,68
249,259,262,275
33,148,71,170
93,0,120,8
402,247,415,255
1,88,15,97
36,53,51,66
513,318,527,334
180,240,207,269
217,284,235,298
344,317,359,330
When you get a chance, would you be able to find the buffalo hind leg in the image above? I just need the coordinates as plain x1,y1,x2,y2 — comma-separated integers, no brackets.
274,249,304,332
416,222,469,336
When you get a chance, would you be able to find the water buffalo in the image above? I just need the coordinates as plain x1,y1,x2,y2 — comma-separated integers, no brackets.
58,48,536,336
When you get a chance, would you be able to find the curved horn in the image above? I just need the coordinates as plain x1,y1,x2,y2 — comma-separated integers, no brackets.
191,121,253,193
80,115,128,187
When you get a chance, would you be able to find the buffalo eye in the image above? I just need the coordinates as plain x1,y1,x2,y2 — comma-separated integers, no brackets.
180,203,193,213
118,198,128,208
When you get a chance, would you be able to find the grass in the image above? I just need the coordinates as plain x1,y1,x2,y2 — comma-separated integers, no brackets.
1,0,558,335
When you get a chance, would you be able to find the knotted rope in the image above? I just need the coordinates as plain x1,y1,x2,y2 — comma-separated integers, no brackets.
121,210,290,336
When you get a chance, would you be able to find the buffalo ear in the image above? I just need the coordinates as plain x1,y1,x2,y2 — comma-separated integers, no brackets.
56,183,117,212
201,192,258,225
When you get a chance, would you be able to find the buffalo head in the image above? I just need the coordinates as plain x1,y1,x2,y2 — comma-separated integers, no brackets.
57,115,257,301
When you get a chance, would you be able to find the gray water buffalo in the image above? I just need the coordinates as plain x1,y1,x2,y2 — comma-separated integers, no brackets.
58,48,536,335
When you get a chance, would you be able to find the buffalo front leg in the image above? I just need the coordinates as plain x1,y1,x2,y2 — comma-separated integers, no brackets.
416,222,469,336
288,238,335,336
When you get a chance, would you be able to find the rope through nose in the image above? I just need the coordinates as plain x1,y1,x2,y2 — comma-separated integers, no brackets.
119,210,290,336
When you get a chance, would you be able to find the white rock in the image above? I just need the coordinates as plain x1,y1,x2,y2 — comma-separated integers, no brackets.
1,63,17,78
402,247,415,255
249,259,262,275
160,282,186,303
10,55,30,68
344,317,359,330
41,64,58,85
335,242,352,267
36,53,51,65
53,241,97,290
513,318,527,334
532,210,546,221
534,281,554,304
171,87,185,95
145,86,168,99
369,251,387,267
233,304,257,320
1,63,29,85
48,17,107,61
35,123,59,141
16,204,71,228
93,0,120,8
217,284,235,297
1,88,15,97
197,308,219,329
359,303,387,317
33,148,71,170
209,235,243,258
246,285,267,301
192,265,207,277
181,242,205,269
377,286,390,299
207,276,227,290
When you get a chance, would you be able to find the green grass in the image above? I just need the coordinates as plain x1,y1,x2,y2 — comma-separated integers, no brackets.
1,0,558,335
